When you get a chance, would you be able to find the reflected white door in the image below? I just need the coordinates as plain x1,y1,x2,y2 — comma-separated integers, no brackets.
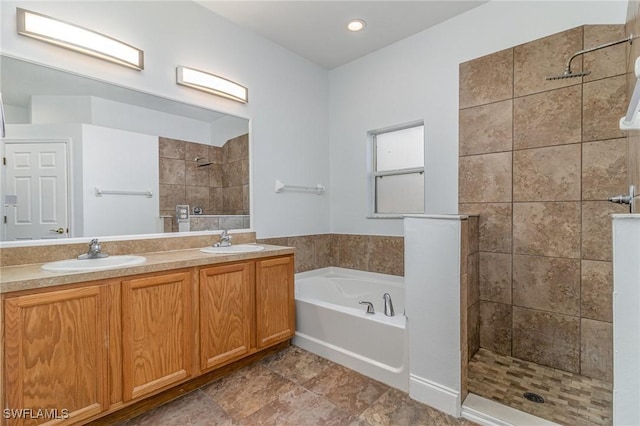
4,142,69,240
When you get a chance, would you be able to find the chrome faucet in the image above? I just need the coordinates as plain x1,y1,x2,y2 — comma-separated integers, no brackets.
78,238,108,260
383,293,395,317
213,230,232,247
359,301,375,314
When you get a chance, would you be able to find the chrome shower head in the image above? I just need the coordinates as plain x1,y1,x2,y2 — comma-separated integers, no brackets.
546,34,633,81
546,69,590,81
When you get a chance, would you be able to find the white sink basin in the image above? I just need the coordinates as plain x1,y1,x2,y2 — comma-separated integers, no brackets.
42,255,146,272
200,244,265,254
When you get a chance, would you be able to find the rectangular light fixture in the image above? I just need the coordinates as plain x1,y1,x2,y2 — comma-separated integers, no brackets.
16,8,144,70
176,66,248,103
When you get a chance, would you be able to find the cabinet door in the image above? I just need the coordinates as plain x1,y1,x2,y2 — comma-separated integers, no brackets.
199,262,252,371
4,285,108,425
122,272,192,401
255,256,295,348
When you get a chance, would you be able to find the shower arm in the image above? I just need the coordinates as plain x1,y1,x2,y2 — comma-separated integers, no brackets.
564,34,633,74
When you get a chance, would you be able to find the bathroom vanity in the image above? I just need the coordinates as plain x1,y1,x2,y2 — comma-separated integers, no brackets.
0,244,294,425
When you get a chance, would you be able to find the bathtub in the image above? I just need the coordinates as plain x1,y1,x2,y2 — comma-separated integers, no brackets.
292,267,409,391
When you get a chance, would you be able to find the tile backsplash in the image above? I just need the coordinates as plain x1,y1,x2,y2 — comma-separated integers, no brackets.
258,234,404,277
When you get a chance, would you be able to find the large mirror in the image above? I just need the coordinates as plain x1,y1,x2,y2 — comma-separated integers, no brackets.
1,55,250,242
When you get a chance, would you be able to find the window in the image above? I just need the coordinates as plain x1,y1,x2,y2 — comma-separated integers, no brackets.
370,123,424,216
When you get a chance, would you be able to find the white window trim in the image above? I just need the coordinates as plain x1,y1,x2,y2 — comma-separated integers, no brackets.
367,121,425,219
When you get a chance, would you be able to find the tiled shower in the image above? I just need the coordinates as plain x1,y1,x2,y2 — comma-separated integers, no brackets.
458,24,629,417
158,134,250,232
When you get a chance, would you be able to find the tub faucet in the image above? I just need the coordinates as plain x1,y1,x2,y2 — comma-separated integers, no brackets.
78,238,108,260
383,293,395,317
214,230,232,247
359,301,375,314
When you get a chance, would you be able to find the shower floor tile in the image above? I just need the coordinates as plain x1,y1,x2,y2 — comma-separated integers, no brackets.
468,348,612,425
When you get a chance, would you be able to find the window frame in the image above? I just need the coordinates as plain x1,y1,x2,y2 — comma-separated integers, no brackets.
367,121,425,219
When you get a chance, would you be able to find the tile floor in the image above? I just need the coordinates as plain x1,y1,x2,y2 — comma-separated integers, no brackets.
468,348,613,426
119,345,476,425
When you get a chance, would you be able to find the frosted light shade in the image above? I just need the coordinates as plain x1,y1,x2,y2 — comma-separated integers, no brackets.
176,66,248,103
17,8,144,70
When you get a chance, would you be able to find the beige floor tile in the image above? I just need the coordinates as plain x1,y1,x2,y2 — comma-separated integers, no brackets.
302,364,389,416
359,388,474,426
119,346,478,425
201,363,297,419
240,386,356,426
260,344,334,385
122,390,233,426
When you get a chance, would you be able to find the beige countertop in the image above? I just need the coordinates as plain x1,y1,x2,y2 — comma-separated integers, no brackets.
0,244,294,294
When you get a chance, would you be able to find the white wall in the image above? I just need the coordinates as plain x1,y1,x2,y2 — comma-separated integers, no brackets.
3,104,28,123
329,0,627,236
612,215,640,425
1,0,330,239
81,125,160,237
404,215,464,416
30,96,93,124
211,115,250,147
91,97,213,145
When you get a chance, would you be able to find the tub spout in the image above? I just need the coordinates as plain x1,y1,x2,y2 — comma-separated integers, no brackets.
359,301,375,314
383,293,395,317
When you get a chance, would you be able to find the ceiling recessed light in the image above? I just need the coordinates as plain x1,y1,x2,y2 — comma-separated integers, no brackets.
347,19,366,32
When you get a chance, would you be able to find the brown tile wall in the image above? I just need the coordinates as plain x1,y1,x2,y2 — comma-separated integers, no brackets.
257,234,404,277
627,2,640,211
459,25,628,382
460,216,480,401
159,134,249,232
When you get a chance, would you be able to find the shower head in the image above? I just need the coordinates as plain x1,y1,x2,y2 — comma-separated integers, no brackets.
546,34,633,81
546,69,591,81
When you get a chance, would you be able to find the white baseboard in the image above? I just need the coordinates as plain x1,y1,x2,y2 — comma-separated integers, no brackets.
409,374,460,417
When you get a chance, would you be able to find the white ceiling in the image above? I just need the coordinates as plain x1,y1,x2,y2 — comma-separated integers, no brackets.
197,1,487,69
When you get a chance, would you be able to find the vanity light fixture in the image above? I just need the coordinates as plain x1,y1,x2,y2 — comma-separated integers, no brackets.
176,66,248,103
16,8,144,70
347,19,366,32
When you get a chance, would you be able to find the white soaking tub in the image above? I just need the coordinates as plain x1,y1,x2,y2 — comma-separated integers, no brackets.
292,267,409,391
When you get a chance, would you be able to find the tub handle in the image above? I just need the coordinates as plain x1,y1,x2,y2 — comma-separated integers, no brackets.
359,301,375,314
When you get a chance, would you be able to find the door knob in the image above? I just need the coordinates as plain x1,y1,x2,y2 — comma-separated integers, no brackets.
49,227,65,234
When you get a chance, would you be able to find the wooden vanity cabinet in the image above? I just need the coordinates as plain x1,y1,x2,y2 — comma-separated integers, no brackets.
2,254,294,425
256,256,295,348
198,262,253,371
4,285,109,425
121,271,192,402
198,256,295,371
